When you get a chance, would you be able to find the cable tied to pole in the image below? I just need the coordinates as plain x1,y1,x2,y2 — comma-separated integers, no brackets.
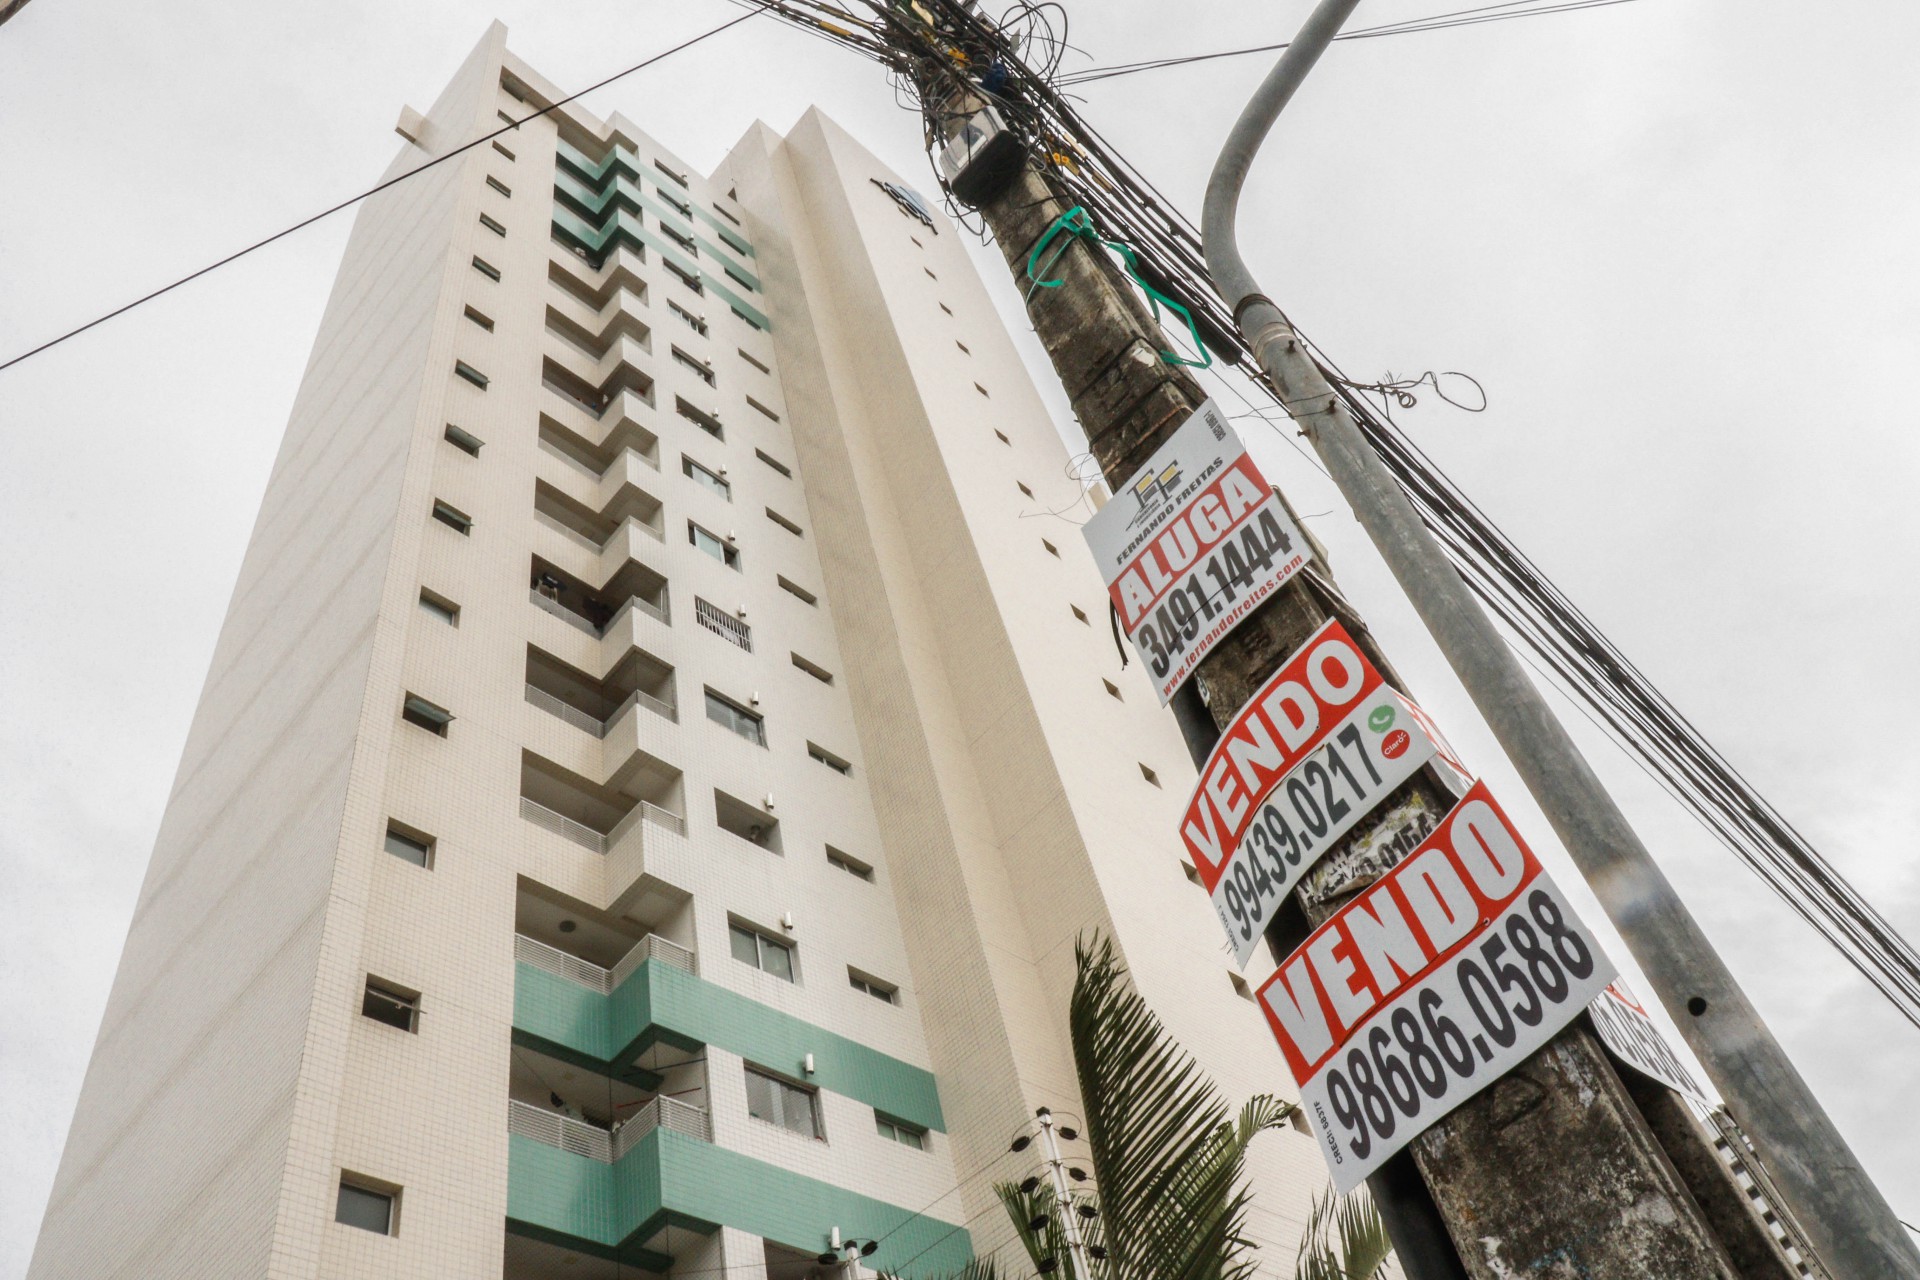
1024,204,1213,369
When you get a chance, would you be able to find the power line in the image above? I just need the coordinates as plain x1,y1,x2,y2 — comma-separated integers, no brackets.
1056,0,1652,86
0,7,767,377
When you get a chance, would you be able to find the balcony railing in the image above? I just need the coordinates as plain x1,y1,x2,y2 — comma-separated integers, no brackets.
528,684,679,738
536,508,604,551
519,796,608,853
529,588,602,637
694,598,751,652
606,592,670,631
516,931,698,991
508,1096,712,1164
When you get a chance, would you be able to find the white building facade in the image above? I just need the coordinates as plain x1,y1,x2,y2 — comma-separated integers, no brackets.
28,24,1330,1280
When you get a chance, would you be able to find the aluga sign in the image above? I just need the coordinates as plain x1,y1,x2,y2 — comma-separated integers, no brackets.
1179,619,1466,966
1257,781,1615,1191
1081,399,1307,703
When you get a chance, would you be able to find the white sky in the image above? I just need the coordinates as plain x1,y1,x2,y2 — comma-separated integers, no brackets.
2,0,1916,1275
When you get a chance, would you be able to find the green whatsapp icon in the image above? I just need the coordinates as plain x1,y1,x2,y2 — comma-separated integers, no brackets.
1368,705,1396,733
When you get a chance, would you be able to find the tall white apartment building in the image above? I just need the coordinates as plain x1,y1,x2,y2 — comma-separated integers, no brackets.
28,24,1327,1280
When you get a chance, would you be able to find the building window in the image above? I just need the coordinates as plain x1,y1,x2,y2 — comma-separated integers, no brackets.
689,521,740,569
694,597,752,651
485,175,511,198
1139,763,1162,788
665,259,703,294
479,212,507,236
705,690,765,746
655,159,690,188
746,396,780,422
994,429,1010,445
777,576,817,606
939,302,954,316
715,203,743,226
682,455,731,500
361,978,419,1032
738,347,771,374
676,398,724,438
669,300,709,335
492,140,515,161
755,448,792,478
443,423,484,456
431,500,472,534
1042,539,1060,557
336,1177,398,1235
849,970,898,1005
766,508,803,537
956,340,970,355
464,305,494,332
673,347,716,385
731,306,765,331
383,821,434,868
923,267,937,281
401,693,453,736
417,589,459,626
662,223,699,254
1016,480,1033,498
471,255,502,281
496,108,517,125
791,652,833,685
827,846,873,881
1070,604,1090,625
745,1066,821,1139
876,1114,928,1150
808,742,852,776
730,923,795,982
1103,678,1123,701
453,361,489,389
974,382,990,398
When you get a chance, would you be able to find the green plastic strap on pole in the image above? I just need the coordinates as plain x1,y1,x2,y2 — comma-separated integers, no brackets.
1022,204,1212,370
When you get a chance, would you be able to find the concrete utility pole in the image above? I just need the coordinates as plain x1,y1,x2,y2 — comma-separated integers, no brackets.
900,19,1793,1280
1034,1108,1099,1280
1199,2,1920,1278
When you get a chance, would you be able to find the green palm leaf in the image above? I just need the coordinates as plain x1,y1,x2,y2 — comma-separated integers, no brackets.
1293,1188,1393,1280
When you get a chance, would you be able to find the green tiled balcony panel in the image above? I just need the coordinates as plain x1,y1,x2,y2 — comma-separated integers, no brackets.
556,139,756,259
551,206,704,285
554,171,759,286
508,1130,972,1277
514,959,944,1132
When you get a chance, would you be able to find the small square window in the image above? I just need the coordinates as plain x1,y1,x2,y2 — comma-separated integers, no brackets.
876,1114,929,1150
682,454,731,500
1017,481,1033,498
849,969,898,1005
716,203,744,226
1070,604,1090,625
361,978,419,1032
471,255,501,281
431,500,472,534
791,652,833,685
827,846,873,881
673,346,716,385
402,693,453,736
994,429,1010,445
808,742,852,776
756,449,792,478
336,1178,398,1235
745,1065,821,1139
705,689,766,746
766,508,803,537
1229,971,1257,1002
492,141,515,161
665,259,704,294
923,267,937,281
669,300,709,335
655,159,690,188
746,396,780,422
453,360,489,389
479,212,507,236
443,423,483,456
724,266,756,292
1181,860,1203,886
956,340,970,355
938,302,953,316
383,821,434,868
417,589,459,625
1139,763,1161,788
910,235,923,248
974,383,990,399
1103,678,1123,701
738,347,772,374
1042,539,1059,557
496,109,517,126
731,306,765,331
777,576,817,606
485,175,511,198
464,306,494,332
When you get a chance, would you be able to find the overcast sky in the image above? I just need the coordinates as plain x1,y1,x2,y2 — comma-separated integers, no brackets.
3,0,1916,1274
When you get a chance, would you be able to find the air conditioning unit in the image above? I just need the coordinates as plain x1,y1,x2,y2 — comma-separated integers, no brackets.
938,104,1023,207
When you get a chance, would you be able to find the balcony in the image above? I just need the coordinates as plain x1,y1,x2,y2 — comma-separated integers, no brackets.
516,930,696,989
519,751,685,854
543,355,653,424
534,480,667,556
529,555,669,638
538,407,660,477
526,643,678,741
507,1095,711,1163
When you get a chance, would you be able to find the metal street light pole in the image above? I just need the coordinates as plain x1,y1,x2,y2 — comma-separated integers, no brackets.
1199,4,1920,1276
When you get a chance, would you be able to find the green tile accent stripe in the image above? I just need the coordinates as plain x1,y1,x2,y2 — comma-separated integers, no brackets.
508,1130,973,1277
515,960,945,1132
556,141,756,262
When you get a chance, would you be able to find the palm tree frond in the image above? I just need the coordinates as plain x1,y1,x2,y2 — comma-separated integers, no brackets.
1294,1187,1393,1280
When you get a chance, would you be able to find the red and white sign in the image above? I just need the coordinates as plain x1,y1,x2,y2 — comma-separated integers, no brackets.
1082,401,1308,703
1180,620,1466,966
1589,979,1712,1107
1257,782,1615,1191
